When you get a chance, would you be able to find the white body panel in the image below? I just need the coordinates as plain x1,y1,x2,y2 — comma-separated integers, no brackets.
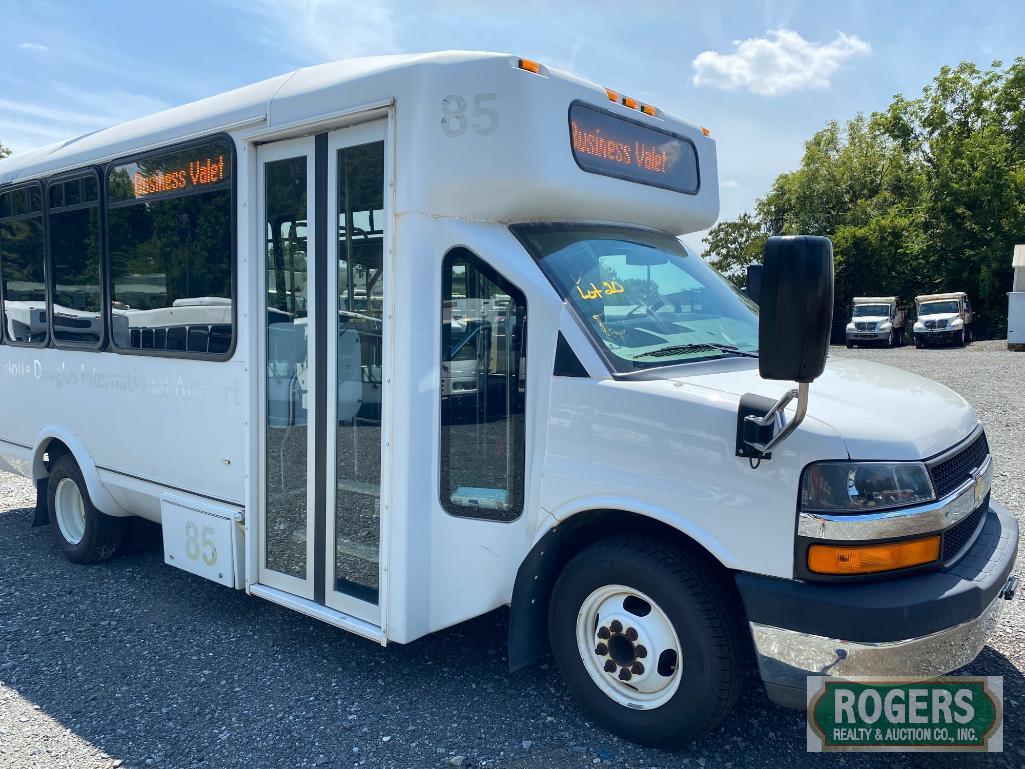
1009,292,1025,344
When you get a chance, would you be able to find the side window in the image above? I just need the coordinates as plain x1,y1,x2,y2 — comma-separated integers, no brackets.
106,137,234,357
0,183,47,346
48,173,103,347
440,248,527,521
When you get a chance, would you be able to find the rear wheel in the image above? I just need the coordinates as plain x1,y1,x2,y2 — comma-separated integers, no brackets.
47,455,126,564
548,537,745,747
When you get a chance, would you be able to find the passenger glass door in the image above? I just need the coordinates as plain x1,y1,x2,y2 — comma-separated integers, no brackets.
259,137,316,600
326,123,387,619
258,124,387,625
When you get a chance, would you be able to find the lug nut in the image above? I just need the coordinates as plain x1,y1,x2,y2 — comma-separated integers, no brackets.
625,627,638,641
618,668,632,681
597,627,610,640
631,662,645,675
595,643,608,656
603,660,617,673
610,620,623,633
635,645,647,659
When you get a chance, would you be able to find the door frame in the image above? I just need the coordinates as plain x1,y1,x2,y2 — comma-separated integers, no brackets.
252,114,394,630
324,120,391,624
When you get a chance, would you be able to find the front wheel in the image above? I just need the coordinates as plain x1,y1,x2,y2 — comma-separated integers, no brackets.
548,537,745,747
47,455,126,564
887,330,895,348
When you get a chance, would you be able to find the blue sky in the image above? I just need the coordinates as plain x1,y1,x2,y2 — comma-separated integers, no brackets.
3,0,1023,251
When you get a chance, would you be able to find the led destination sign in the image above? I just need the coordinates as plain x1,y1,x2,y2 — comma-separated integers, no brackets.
109,139,233,203
569,103,699,194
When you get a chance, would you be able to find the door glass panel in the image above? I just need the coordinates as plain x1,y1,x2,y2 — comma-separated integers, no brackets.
334,141,384,603
264,156,310,580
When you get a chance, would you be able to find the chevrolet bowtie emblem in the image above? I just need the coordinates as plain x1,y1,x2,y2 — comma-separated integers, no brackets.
974,468,987,506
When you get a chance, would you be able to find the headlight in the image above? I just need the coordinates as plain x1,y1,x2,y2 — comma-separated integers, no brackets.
880,321,892,330
913,321,925,331
949,318,964,328
846,323,855,331
800,462,936,513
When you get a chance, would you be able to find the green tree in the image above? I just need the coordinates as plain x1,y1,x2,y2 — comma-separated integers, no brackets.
702,212,767,286
712,58,1025,338
0,142,11,159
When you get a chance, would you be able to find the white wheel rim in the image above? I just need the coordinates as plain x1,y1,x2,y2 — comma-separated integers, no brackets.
575,585,682,710
54,478,87,545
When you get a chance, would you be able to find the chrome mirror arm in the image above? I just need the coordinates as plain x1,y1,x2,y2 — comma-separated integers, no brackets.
744,382,810,455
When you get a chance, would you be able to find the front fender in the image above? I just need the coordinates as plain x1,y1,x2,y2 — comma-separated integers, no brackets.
541,495,738,568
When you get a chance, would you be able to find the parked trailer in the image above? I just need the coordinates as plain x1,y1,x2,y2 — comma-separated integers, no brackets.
845,296,905,348
0,52,1017,747
914,291,973,347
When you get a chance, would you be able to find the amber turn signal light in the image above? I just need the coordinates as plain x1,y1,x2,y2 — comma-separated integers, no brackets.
807,536,940,575
518,58,541,74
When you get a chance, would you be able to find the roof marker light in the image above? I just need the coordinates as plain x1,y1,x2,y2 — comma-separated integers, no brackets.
640,104,657,117
622,96,639,110
518,58,542,74
701,126,711,137
605,88,620,103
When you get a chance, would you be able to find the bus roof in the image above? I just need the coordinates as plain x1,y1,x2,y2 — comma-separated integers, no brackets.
0,51,718,235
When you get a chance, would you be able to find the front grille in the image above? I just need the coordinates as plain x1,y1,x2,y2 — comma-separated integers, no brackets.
924,319,948,330
929,431,989,499
942,495,987,562
855,322,874,331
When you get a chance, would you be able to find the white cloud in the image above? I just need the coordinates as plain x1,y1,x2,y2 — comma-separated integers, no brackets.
238,0,399,64
720,179,740,189
18,42,49,52
692,28,870,96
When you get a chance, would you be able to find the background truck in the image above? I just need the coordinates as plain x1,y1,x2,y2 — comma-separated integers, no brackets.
845,296,906,347
913,291,973,347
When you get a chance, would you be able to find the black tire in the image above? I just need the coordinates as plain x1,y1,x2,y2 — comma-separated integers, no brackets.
548,537,745,747
846,342,853,348
887,330,894,348
47,454,126,564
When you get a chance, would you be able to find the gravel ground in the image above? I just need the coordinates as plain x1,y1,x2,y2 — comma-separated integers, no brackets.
2,339,1024,768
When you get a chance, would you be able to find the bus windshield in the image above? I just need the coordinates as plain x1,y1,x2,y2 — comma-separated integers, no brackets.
919,300,959,315
853,304,890,317
514,225,759,372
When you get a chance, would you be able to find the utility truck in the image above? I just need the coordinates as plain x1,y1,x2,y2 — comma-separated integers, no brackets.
914,292,973,347
845,296,905,347
0,52,1017,747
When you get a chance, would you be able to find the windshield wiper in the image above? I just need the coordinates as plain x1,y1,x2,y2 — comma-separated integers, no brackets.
635,342,759,359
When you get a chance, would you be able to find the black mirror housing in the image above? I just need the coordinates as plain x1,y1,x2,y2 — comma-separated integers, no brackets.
758,235,833,383
744,264,763,305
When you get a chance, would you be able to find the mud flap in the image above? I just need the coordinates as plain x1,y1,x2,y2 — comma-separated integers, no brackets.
32,478,49,527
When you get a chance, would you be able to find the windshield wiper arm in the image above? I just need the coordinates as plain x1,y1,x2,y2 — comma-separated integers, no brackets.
635,343,759,359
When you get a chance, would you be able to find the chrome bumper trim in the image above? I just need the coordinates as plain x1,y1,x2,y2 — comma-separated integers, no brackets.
751,590,1004,702
798,455,991,541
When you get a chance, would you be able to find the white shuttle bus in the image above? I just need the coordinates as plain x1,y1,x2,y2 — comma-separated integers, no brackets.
0,52,1017,746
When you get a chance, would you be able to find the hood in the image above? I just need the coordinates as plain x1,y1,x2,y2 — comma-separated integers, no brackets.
850,315,889,324
669,358,977,460
917,312,960,322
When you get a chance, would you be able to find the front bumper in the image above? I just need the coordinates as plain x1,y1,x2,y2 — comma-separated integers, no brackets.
916,328,961,343
736,500,1018,709
846,329,890,341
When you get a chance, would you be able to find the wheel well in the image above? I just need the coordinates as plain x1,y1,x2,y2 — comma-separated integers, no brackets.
507,509,737,672
39,438,72,477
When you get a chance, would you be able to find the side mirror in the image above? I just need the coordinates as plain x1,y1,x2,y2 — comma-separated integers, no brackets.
737,235,834,461
759,235,833,382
